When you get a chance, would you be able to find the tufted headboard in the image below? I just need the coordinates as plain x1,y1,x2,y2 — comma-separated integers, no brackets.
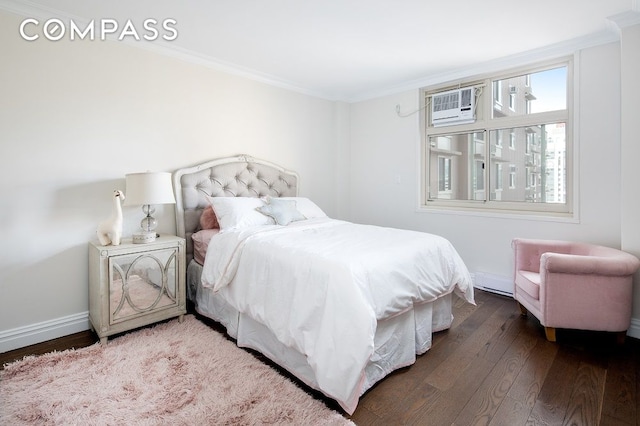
172,154,299,264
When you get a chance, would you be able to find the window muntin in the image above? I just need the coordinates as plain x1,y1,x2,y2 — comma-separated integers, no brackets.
422,61,571,215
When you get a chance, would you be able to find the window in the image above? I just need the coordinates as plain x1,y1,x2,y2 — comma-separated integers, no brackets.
508,86,516,111
509,165,516,188
495,163,503,191
495,130,503,147
421,60,571,216
438,157,451,193
493,80,502,107
475,161,485,190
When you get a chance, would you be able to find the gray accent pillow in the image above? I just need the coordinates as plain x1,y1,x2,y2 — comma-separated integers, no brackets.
256,198,306,225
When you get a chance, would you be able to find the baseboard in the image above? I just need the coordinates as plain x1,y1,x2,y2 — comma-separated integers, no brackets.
0,312,90,354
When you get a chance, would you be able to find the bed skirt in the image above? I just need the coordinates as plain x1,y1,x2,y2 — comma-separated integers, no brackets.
187,259,454,409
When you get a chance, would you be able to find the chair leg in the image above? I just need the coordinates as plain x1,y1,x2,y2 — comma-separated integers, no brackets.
516,301,528,316
544,327,556,342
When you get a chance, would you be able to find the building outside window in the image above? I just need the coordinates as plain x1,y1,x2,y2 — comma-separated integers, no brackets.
421,60,571,216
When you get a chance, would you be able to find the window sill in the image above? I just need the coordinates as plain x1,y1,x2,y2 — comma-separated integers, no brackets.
417,204,578,223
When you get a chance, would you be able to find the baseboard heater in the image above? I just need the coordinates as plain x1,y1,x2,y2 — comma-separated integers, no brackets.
471,271,513,297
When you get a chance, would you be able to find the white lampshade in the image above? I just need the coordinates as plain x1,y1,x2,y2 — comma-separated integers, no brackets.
124,172,175,243
124,172,176,206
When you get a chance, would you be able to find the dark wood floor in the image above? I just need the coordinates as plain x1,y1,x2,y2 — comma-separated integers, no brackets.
349,290,640,426
2,290,638,425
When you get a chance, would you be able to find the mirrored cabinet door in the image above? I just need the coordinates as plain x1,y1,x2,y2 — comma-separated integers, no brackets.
109,247,179,324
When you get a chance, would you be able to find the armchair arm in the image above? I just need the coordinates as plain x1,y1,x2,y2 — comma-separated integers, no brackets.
541,252,640,277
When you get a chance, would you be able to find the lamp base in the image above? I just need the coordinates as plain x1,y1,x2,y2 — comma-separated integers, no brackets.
132,231,157,244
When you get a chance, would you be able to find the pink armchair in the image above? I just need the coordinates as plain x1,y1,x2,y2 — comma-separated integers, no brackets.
512,238,640,342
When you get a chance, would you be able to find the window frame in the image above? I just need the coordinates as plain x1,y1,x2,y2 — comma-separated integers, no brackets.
419,58,574,217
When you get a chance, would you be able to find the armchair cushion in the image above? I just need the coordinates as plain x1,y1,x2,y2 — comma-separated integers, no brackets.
515,270,540,300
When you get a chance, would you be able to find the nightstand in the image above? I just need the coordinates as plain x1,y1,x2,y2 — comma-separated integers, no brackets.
88,234,186,344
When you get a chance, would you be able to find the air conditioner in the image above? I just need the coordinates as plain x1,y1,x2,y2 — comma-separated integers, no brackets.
431,87,475,127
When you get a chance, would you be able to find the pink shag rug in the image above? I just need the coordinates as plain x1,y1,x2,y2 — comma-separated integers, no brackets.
0,315,353,425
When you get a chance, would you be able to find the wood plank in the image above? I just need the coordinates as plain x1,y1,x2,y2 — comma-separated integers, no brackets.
562,362,606,426
425,300,515,391
490,396,533,426
506,337,558,409
345,405,381,425
526,346,581,425
403,357,497,425
599,414,634,426
477,308,524,364
601,344,637,424
381,380,441,424
452,330,538,425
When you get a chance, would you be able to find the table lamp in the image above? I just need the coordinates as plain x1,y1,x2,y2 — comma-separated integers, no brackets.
124,171,176,243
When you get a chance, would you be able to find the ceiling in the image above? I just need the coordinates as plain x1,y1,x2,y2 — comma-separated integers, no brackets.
4,0,636,101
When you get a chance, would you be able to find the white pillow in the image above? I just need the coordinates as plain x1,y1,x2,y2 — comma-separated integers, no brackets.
207,197,273,230
278,197,327,219
256,198,306,226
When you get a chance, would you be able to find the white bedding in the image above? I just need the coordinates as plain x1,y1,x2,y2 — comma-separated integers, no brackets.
201,218,474,413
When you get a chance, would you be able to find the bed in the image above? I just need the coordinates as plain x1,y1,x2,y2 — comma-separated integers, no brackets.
172,154,475,414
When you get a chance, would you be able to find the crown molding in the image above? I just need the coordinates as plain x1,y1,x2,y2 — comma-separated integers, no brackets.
346,29,621,103
127,41,341,101
0,0,340,101
607,10,640,33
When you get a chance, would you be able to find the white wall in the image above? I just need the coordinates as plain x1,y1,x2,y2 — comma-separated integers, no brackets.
349,42,634,322
0,10,342,350
618,22,640,325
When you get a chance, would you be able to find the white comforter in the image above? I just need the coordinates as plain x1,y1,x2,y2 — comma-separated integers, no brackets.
201,218,474,413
